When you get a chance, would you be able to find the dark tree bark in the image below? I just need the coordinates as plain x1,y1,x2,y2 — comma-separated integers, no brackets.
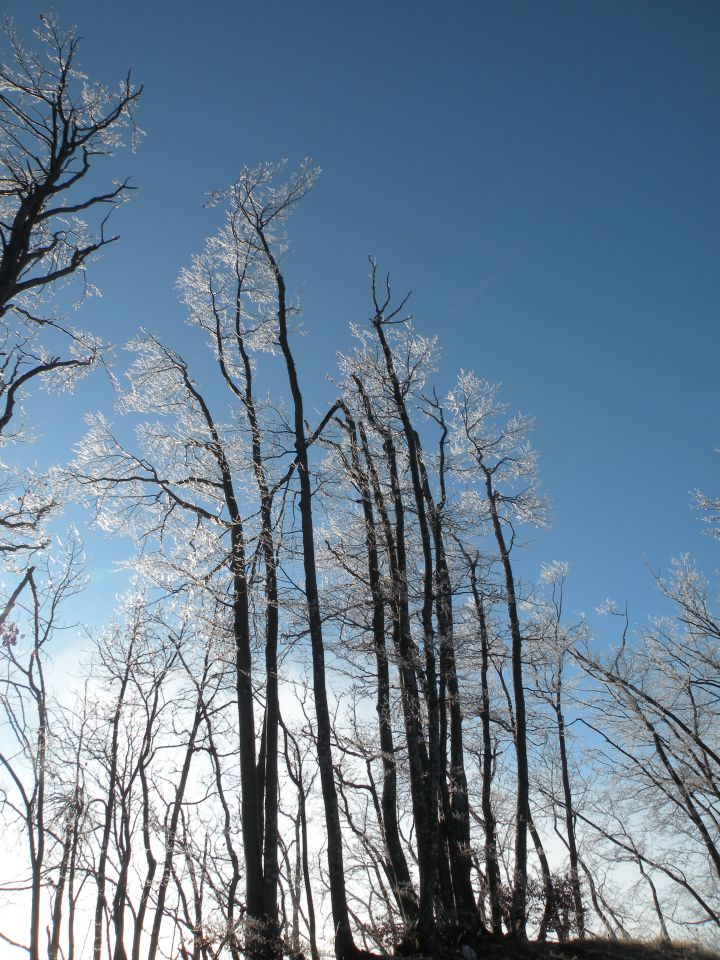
92,635,135,960
0,16,140,432
246,186,364,960
341,411,418,923
282,718,320,960
208,265,283,940
147,673,206,960
365,286,442,946
418,401,476,921
553,663,585,937
352,383,433,912
465,551,503,934
482,466,530,938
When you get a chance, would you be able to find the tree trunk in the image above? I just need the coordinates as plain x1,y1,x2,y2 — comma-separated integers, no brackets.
348,415,418,922
271,249,360,960
467,556,503,934
554,665,585,937
483,468,529,939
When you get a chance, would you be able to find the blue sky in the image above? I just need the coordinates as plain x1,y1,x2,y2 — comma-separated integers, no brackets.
6,0,719,633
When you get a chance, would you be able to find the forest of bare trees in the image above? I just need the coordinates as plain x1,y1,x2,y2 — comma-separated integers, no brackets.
0,18,718,960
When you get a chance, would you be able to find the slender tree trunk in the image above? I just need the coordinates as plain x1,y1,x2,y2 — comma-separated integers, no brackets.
93,647,133,960
638,859,671,943
111,794,132,960
554,665,585,937
24,581,46,960
176,358,266,933
283,723,320,960
528,811,560,942
235,328,282,938
147,694,204,960
354,401,432,922
269,247,361,960
483,468,529,938
48,790,78,960
200,697,242,960
130,673,169,960
417,408,473,915
467,556,503,933
425,470,474,921
132,764,157,960
346,415,418,922
366,315,444,946
67,786,81,960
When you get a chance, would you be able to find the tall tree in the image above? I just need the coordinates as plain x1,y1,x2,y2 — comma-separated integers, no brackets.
576,553,720,933
0,536,85,960
448,371,546,937
74,332,277,955
222,162,367,960
74,163,345,958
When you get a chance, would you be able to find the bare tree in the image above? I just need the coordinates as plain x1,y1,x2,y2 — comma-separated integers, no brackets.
575,557,720,933
72,161,348,958
460,546,504,933
0,14,140,434
281,705,320,960
220,161,369,960
525,562,587,939
448,371,546,938
0,26,139,949
0,535,84,960
73,335,278,956
329,407,419,927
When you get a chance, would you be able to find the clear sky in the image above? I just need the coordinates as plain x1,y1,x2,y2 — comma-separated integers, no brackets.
5,0,719,635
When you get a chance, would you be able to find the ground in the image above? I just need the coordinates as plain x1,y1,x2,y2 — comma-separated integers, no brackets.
435,938,720,960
